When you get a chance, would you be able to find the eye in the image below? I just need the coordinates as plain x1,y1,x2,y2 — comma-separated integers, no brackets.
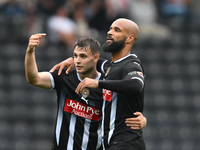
74,54,77,58
115,28,120,32
81,55,87,58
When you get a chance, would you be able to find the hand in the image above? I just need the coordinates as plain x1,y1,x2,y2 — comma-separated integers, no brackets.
125,112,147,129
49,57,74,75
75,78,98,94
27,33,46,53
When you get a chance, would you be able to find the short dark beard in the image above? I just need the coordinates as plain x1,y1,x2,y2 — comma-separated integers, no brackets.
102,37,126,53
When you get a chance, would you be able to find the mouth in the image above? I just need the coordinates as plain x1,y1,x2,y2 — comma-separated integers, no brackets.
76,66,82,70
106,36,113,43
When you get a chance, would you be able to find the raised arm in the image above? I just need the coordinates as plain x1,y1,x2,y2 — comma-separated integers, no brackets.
25,33,52,89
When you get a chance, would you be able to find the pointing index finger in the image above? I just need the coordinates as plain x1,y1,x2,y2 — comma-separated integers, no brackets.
35,33,46,37
38,33,46,36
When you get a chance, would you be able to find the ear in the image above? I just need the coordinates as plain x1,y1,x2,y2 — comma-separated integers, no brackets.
94,54,99,63
126,34,135,44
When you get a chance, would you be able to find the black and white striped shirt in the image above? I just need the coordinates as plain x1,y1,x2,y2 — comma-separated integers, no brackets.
50,69,103,150
99,54,145,150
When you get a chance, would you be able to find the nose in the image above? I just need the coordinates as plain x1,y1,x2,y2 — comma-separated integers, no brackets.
107,29,112,35
77,57,81,62
75,56,81,64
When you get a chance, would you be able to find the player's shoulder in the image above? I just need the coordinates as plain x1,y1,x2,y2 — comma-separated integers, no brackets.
51,68,77,78
124,54,144,71
127,54,141,62
59,69,78,85
61,69,78,81
67,68,77,76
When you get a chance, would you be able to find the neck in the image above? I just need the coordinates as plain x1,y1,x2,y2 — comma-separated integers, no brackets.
111,47,130,62
78,70,99,80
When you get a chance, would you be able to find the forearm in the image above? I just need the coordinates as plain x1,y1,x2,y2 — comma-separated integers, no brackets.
25,49,39,85
99,79,143,94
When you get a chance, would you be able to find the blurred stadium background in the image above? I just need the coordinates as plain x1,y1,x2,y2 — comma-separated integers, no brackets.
0,0,200,150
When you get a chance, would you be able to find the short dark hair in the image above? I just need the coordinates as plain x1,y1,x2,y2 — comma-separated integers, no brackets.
74,37,101,55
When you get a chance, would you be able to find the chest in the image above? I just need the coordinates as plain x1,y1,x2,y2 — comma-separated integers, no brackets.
104,63,125,80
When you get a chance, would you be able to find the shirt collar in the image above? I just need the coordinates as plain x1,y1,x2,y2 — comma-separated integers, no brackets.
77,72,101,81
113,54,137,63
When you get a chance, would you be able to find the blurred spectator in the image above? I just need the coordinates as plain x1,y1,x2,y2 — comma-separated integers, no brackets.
159,0,193,21
109,0,129,17
127,0,172,40
0,0,28,43
73,7,90,37
86,0,123,40
190,0,200,22
63,0,90,37
25,0,45,36
0,0,25,17
64,0,86,15
0,0,10,7
36,0,57,17
87,0,106,32
47,6,78,50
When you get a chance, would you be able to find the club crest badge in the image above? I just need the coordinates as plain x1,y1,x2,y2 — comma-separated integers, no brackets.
105,67,111,77
137,71,144,78
81,88,90,98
